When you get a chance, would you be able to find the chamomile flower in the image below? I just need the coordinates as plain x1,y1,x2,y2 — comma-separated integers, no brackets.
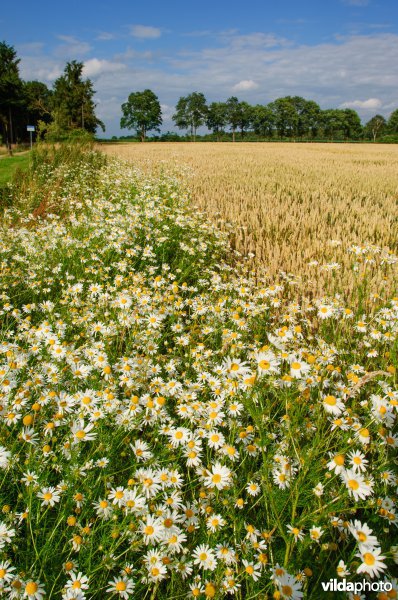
106,576,135,598
23,580,46,599
192,544,217,571
348,520,379,549
37,486,61,507
203,462,232,490
356,547,387,578
341,469,374,501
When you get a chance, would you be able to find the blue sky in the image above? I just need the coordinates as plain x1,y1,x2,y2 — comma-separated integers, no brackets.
1,0,398,136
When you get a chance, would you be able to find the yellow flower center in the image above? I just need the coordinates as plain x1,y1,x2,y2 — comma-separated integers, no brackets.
363,552,375,566
348,479,359,490
282,585,293,597
25,582,38,595
115,581,127,591
258,360,270,370
324,395,337,405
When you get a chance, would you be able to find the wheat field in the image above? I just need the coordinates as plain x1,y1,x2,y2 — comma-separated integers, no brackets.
101,142,398,300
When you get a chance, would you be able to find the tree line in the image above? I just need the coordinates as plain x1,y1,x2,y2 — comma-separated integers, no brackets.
0,41,104,154
120,90,398,142
1,40,398,149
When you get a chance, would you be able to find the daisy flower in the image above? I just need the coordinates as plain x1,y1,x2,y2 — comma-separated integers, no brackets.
356,547,387,578
246,481,261,497
322,395,345,415
71,420,96,444
336,560,350,577
254,351,280,376
276,573,304,599
289,357,310,379
287,525,304,542
37,486,61,507
23,580,46,599
140,515,164,545
318,304,334,319
242,560,262,581
206,514,225,533
0,446,11,469
326,453,345,474
203,462,232,490
192,544,217,571
145,563,167,582
341,469,374,501
221,357,250,378
106,575,135,598
348,520,379,549
0,559,16,583
348,450,368,473
65,572,89,595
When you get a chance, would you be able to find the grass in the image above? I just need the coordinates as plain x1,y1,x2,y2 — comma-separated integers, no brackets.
0,152,30,186
0,143,396,598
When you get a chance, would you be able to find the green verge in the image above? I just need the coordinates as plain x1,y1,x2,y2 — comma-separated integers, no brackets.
0,153,30,187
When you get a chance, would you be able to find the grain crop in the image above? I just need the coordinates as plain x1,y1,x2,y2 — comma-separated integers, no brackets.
101,142,398,300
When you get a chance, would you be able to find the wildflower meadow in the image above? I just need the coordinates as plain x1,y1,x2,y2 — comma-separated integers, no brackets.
0,144,397,599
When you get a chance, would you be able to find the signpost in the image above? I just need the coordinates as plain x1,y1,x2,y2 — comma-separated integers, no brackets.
27,125,35,150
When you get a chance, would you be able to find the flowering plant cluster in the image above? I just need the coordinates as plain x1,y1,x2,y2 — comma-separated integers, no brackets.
0,149,396,598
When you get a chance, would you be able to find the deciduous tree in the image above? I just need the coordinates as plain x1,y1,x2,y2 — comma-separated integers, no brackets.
173,92,208,141
120,90,162,141
364,114,386,142
206,102,228,141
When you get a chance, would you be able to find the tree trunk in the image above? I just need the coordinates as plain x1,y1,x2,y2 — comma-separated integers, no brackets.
8,107,13,155
232,129,236,142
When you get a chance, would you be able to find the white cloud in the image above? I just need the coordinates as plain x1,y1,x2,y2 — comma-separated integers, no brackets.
339,98,382,109
18,30,398,136
160,103,174,121
129,25,161,39
233,80,259,91
19,55,63,82
83,58,126,78
55,35,91,57
96,32,115,41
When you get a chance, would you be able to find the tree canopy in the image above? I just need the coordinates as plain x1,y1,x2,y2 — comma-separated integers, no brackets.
120,90,162,141
52,61,104,134
0,41,23,153
173,92,208,140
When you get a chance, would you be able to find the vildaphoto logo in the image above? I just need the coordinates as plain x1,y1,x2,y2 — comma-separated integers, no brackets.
321,579,392,593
